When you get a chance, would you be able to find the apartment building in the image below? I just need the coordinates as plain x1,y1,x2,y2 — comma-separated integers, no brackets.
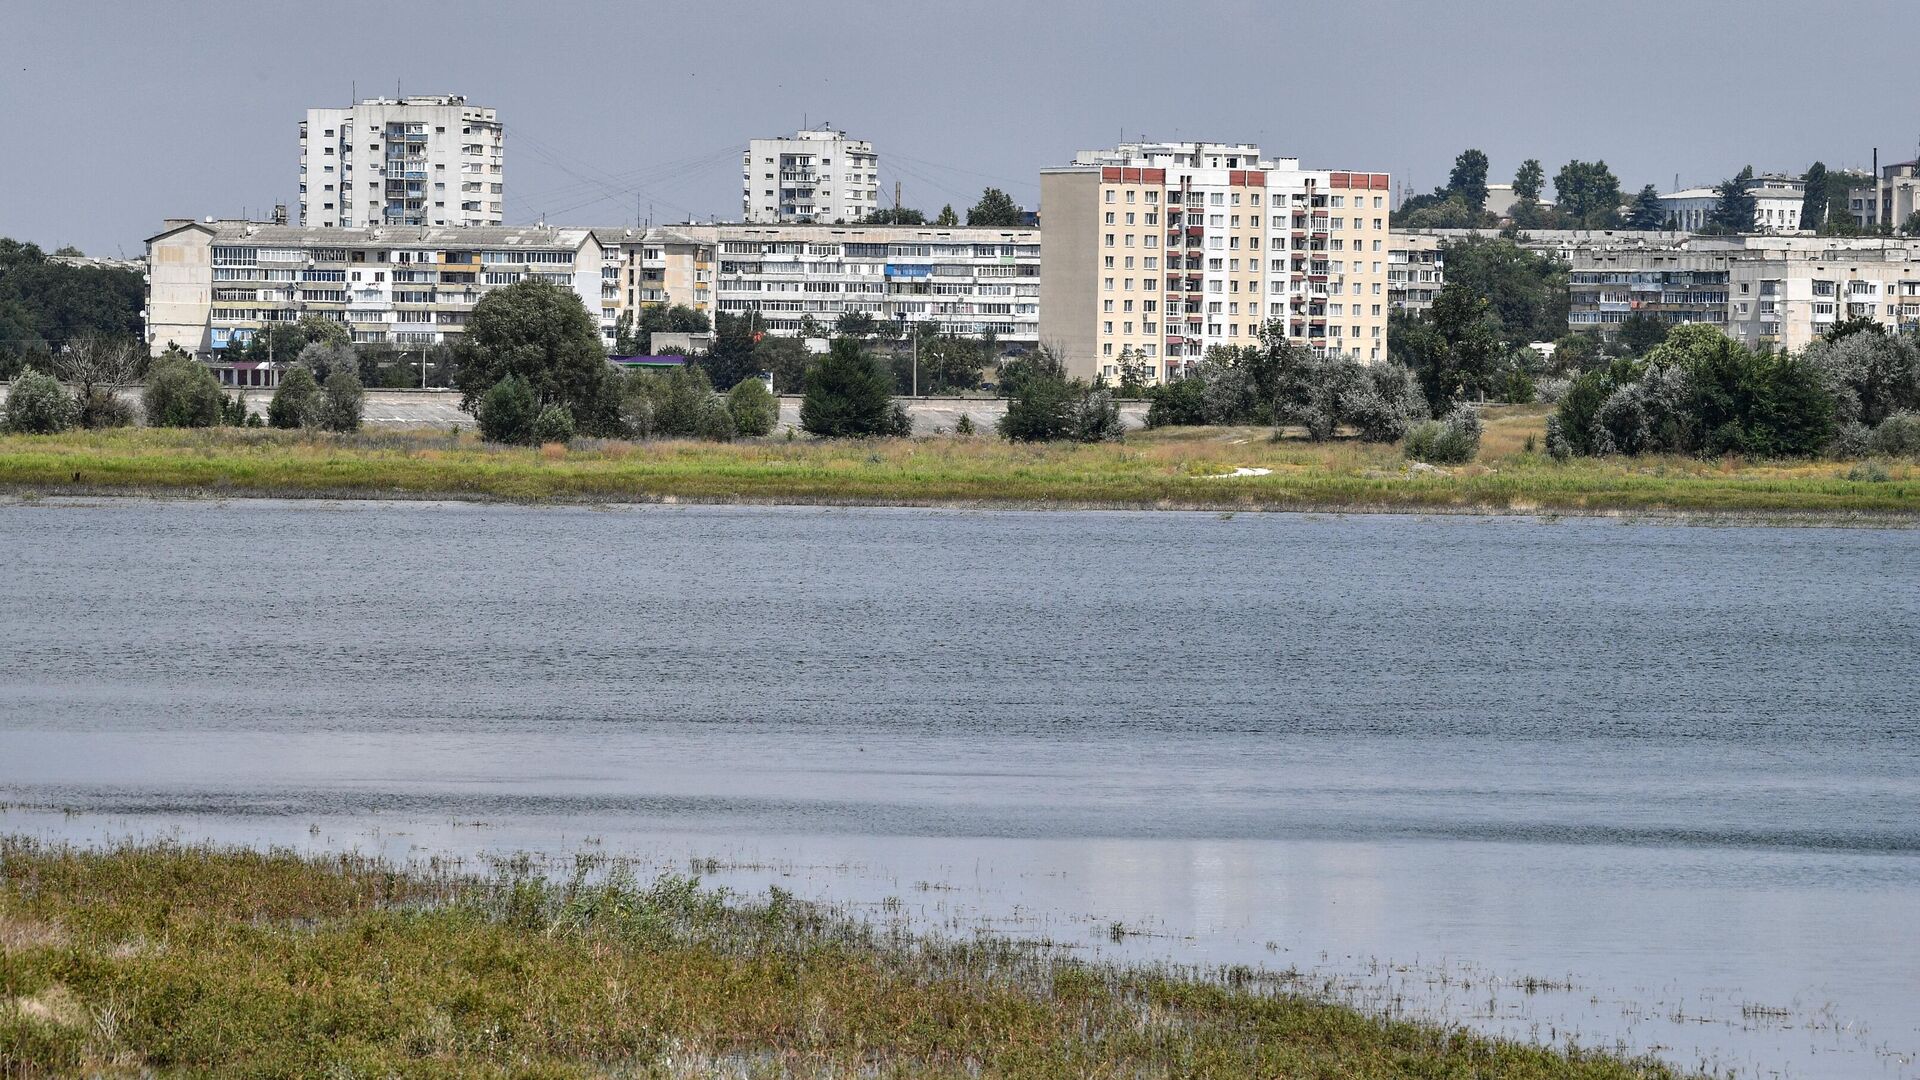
1039,141,1392,385
590,227,715,344
1400,228,1920,351
1845,160,1920,229
299,96,504,229
1724,236,1920,349
741,129,880,224
144,219,600,374
1386,232,1445,313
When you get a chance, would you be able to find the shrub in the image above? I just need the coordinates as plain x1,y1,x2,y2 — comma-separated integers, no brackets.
476,375,539,445
801,338,902,437
1404,406,1482,464
1868,411,1920,457
726,377,778,436
141,355,224,428
531,404,576,444
696,396,737,441
1544,415,1572,460
1829,421,1872,460
267,367,320,429
221,392,251,426
73,386,135,429
317,370,364,433
1144,377,1208,428
953,412,975,436
2,369,72,433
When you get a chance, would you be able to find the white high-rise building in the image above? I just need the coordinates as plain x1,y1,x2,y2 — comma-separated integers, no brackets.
741,129,879,224
299,96,504,229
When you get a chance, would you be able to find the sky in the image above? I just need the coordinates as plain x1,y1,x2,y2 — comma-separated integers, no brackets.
2,0,1914,256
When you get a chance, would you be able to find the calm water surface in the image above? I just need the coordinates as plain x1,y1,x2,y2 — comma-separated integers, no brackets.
2,498,1916,1078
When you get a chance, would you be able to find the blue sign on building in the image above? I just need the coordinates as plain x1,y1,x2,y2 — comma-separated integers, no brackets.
885,263,931,278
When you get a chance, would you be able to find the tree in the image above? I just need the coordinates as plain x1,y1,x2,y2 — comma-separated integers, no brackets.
1418,284,1503,410
754,335,812,394
1800,163,1829,233
1903,211,1920,237
317,369,364,433
297,340,356,383
834,312,878,339
1446,149,1491,211
1114,347,1152,396
863,207,926,226
934,205,959,227
1403,406,1482,464
801,338,910,437
452,279,611,421
1552,160,1624,228
1626,185,1666,230
726,376,779,436
966,188,1024,227
1618,313,1670,355
141,354,224,428
1,368,72,433
697,312,760,390
531,404,575,445
924,332,985,393
54,335,141,429
1399,197,1494,230
475,374,540,445
996,365,1122,443
627,364,721,438
1707,166,1757,233
267,367,320,429
1803,327,1920,427
1437,236,1569,344
1512,159,1545,202
611,309,641,355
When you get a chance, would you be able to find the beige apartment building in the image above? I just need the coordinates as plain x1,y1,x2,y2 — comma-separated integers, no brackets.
1040,141,1391,385
590,227,714,344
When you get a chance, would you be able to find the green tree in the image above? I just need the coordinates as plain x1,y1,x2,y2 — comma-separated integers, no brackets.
452,279,611,420
966,188,1024,227
1418,285,1503,410
1626,185,1666,229
1708,166,1757,233
834,312,878,339
1437,236,1569,344
1619,313,1669,355
924,332,985,393
1799,163,1829,233
726,376,779,436
1,368,72,433
267,367,319,429
318,369,364,433
141,355,224,428
1552,160,1624,228
698,312,760,390
1902,211,1920,237
297,340,356,383
934,205,959,227
801,338,908,437
531,404,575,444
1400,197,1493,230
754,335,813,394
1512,159,1545,202
611,309,641,355
1446,149,1491,210
863,207,927,225
475,375,540,445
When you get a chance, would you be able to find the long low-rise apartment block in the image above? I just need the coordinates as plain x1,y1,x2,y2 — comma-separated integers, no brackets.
145,219,603,372
590,223,1040,347
1396,228,1920,351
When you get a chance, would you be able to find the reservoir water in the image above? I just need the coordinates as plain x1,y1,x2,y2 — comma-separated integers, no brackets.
2,498,1915,1078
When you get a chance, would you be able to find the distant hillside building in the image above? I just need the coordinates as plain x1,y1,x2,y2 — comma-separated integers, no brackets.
300,96,504,229
1657,175,1804,233
741,129,880,224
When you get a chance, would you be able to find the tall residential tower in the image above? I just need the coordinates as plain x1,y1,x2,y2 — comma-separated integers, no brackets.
299,96,504,229
1039,141,1391,385
741,128,880,224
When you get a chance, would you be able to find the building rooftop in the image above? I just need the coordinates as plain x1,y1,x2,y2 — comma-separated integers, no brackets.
149,219,591,248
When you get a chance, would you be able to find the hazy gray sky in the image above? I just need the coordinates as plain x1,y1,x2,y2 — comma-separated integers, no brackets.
2,0,1912,255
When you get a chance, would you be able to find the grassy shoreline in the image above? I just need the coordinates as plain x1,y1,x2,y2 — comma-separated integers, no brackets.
1,407,1916,521
0,839,1681,1078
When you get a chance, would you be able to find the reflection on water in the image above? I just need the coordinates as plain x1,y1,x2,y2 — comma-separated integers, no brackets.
2,498,1916,1078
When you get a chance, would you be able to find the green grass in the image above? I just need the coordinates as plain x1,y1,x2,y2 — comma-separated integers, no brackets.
0,839,1685,1078
0,407,1916,518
